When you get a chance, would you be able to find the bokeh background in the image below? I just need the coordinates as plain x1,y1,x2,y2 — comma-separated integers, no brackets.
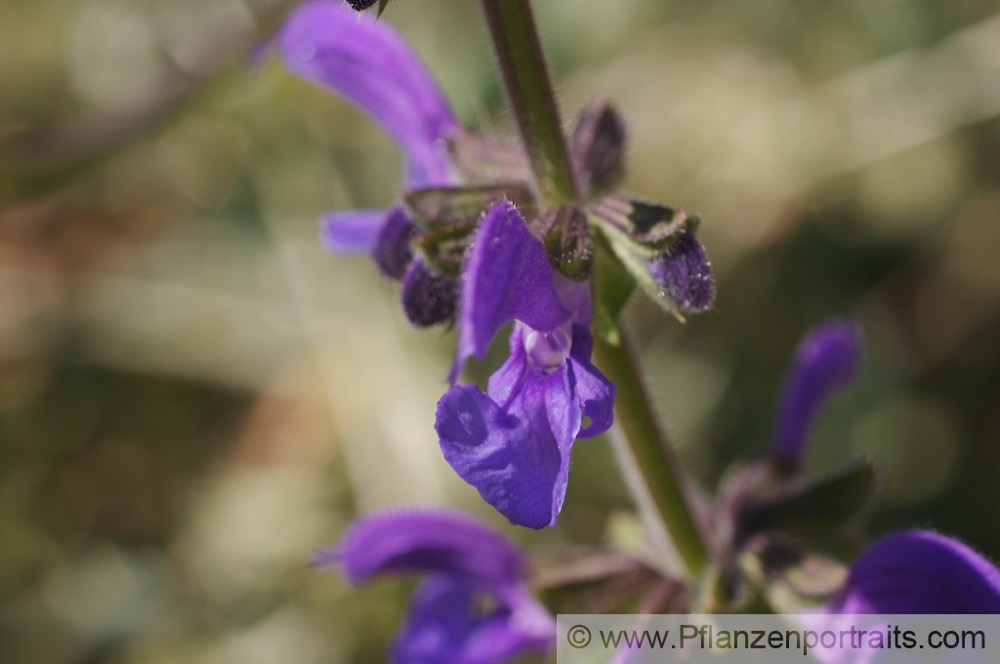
2,0,999,661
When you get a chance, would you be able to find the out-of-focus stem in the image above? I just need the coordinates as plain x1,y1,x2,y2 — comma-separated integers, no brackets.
594,332,710,577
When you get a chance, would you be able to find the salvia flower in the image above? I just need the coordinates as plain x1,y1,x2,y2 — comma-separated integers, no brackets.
436,201,615,529
277,0,462,326
710,319,867,607
791,531,1000,664
316,508,554,663
276,2,716,529
829,530,1000,614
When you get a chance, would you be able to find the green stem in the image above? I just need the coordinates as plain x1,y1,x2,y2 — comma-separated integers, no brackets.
593,332,710,577
479,0,580,204
479,0,710,579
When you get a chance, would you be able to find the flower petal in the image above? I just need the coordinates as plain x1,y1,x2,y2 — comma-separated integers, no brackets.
773,319,862,468
316,508,524,589
829,530,1000,614
321,208,388,254
278,0,458,186
485,324,528,410
394,575,553,664
646,229,715,312
568,324,615,438
436,367,581,528
451,201,570,382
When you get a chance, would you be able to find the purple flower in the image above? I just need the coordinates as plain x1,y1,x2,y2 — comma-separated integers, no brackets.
772,319,862,469
435,202,615,529
277,0,462,325
828,530,1000,614
316,508,554,663
279,1,457,190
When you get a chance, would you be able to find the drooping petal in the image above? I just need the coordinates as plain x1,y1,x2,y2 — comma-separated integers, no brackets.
772,319,862,468
451,201,570,382
315,509,525,589
394,575,553,664
278,0,458,186
321,208,388,254
373,207,416,279
568,324,615,438
436,367,581,529
646,229,715,312
829,530,1000,614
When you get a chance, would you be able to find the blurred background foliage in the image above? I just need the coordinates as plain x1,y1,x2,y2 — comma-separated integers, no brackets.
1,0,999,661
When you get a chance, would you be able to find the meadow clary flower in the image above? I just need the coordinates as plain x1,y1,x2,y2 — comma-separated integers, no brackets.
767,324,1000,613
771,319,862,469
829,530,1000,614
278,0,462,325
435,202,614,529
316,508,554,664
277,4,618,528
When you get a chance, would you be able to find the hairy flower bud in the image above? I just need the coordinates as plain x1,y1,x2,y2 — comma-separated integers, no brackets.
646,229,715,313
571,99,626,196
401,260,458,327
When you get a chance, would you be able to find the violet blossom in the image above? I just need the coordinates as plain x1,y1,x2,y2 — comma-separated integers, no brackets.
436,201,614,529
762,322,1000,613
830,530,1000,614
315,508,554,663
277,0,462,326
276,1,717,531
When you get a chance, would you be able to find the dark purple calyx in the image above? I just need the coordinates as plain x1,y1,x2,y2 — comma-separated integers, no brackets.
571,99,626,197
401,259,458,327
